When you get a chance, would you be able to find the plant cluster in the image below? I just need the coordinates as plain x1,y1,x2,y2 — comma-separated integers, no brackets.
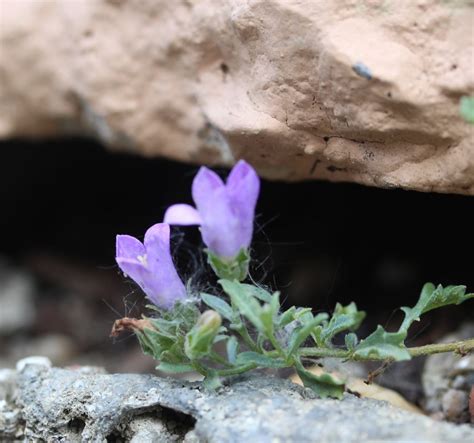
112,161,474,398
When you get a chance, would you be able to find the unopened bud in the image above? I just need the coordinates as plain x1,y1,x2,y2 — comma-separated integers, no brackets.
185,310,222,360
196,310,222,331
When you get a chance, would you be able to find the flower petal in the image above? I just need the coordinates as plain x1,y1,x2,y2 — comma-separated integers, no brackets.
164,204,202,226
116,235,145,260
226,160,260,249
116,258,149,290
227,160,260,211
200,186,242,258
192,166,224,212
143,223,187,307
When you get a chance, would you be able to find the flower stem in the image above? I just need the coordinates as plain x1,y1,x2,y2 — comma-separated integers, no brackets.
210,351,233,367
234,324,259,352
216,363,257,376
407,338,474,357
192,361,210,377
298,338,474,361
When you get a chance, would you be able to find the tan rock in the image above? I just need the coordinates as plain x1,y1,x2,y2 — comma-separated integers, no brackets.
1,0,473,194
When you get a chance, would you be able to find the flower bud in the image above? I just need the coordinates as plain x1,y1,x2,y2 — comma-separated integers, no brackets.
185,310,222,360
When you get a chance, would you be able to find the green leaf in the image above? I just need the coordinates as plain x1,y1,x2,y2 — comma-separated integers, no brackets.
206,248,250,281
353,325,411,361
201,293,234,321
287,315,328,357
136,330,160,358
294,308,318,322
226,336,239,364
278,306,297,327
219,279,265,332
235,351,288,368
318,303,366,346
294,359,345,399
400,283,474,333
344,332,358,351
460,96,474,124
203,372,222,390
156,362,194,373
260,304,275,337
241,284,273,303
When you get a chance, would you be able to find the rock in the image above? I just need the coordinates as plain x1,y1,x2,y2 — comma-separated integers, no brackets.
1,0,473,194
1,361,473,442
470,386,474,423
0,369,23,439
423,323,474,423
16,356,52,373
442,389,470,423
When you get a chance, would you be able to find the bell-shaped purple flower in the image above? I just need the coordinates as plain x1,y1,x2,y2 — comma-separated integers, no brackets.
116,223,187,309
164,160,260,261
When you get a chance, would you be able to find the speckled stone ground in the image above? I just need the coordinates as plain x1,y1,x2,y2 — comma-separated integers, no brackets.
1,358,473,442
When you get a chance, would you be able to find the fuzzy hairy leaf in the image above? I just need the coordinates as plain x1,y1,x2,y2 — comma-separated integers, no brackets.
400,283,474,333
344,332,358,351
226,336,239,364
235,351,288,368
314,303,366,347
287,314,329,356
220,279,265,332
294,359,345,399
241,284,273,303
353,326,410,361
201,293,234,321
156,362,194,373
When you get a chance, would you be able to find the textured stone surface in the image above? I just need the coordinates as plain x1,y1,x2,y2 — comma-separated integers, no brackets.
423,323,474,423
1,358,474,442
1,0,473,194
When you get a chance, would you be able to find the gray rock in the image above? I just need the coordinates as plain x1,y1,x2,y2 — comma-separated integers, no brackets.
1,361,473,442
423,323,474,423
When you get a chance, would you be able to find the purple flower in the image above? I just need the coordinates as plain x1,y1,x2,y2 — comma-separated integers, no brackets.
164,160,260,260
116,223,187,309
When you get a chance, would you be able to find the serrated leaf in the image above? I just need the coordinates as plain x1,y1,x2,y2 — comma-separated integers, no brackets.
294,359,345,399
400,283,474,333
278,306,297,327
353,325,410,361
287,315,328,357
295,308,319,322
136,330,160,358
319,303,366,346
226,336,239,364
344,332,358,351
260,304,275,337
156,362,194,373
241,284,273,303
235,351,288,368
201,293,234,321
220,279,264,332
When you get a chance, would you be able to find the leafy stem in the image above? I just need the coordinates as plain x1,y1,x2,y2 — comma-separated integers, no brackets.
126,281,473,400
298,338,474,361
